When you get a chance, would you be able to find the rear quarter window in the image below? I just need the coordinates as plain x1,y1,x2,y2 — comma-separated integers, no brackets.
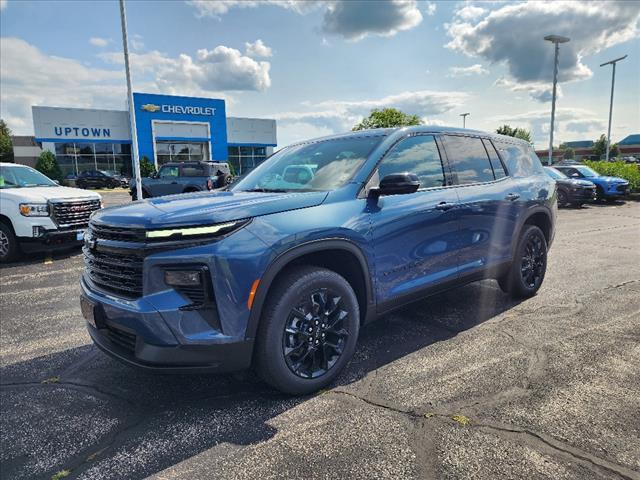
494,141,543,178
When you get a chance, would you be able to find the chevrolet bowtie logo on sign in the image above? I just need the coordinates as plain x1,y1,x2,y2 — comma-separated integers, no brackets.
141,104,161,112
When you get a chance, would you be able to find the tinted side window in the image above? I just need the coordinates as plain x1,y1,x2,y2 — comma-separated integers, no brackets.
377,135,445,189
445,136,494,184
181,165,205,177
494,141,542,178
483,139,507,179
159,166,179,178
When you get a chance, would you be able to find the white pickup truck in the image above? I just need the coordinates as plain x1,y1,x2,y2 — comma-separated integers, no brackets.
0,163,102,262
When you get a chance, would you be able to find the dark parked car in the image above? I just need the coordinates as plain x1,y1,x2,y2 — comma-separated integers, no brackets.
81,127,556,394
131,161,231,199
544,166,596,207
76,170,122,189
554,164,629,201
104,170,130,187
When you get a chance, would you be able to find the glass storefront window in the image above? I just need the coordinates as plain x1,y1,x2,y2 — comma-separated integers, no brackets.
227,145,270,175
155,141,208,164
52,142,132,177
94,143,114,154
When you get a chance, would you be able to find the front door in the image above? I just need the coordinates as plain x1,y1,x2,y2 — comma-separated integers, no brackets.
369,134,460,305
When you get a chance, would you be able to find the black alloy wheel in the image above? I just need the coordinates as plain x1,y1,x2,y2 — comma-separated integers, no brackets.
282,290,350,379
557,189,568,207
255,266,360,395
498,224,547,298
520,232,545,290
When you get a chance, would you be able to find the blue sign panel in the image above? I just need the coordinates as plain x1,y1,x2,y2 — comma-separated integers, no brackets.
132,92,228,162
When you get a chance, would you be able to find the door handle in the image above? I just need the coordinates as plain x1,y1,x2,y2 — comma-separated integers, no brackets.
505,193,520,201
435,202,455,211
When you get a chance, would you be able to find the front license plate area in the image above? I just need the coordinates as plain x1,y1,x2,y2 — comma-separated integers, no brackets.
80,296,97,328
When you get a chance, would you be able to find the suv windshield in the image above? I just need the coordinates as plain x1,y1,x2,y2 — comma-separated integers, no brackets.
0,165,57,188
232,135,384,192
574,166,598,177
544,167,567,180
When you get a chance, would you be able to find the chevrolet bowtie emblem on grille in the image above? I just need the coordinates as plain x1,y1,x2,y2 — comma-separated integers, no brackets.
141,104,161,112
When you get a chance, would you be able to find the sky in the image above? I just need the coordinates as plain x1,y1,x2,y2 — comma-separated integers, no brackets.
1,0,639,149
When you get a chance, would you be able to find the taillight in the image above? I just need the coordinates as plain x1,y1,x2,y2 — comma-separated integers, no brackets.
207,179,213,190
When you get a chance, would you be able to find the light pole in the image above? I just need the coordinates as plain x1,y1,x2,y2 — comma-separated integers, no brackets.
119,0,143,199
460,113,470,128
600,55,627,162
544,34,570,166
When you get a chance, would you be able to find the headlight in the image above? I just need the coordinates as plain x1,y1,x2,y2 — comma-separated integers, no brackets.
146,221,241,240
19,203,49,217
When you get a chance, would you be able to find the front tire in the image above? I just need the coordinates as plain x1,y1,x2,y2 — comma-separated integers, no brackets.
254,266,360,395
557,189,569,207
498,225,547,299
0,222,19,263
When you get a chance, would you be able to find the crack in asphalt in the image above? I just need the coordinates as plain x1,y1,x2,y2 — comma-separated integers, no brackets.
329,390,639,480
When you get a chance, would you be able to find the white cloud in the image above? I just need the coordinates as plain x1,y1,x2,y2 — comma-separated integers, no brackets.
321,0,423,41
1,37,126,134
273,89,468,144
455,5,487,21
1,0,8,11
425,1,437,16
447,64,489,77
131,34,145,51
89,37,111,47
245,39,273,58
100,45,271,93
494,77,561,103
446,1,640,100
186,0,319,18
186,0,423,42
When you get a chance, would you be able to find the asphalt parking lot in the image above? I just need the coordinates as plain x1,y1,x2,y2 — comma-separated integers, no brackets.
1,193,639,480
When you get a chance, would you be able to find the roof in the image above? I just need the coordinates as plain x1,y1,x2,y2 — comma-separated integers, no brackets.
293,126,530,146
618,134,640,145
10,135,40,147
562,140,594,148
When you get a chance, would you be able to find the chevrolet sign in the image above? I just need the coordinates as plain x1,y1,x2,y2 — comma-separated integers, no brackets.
140,103,215,116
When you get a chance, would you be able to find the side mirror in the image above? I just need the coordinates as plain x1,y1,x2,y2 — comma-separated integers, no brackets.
370,173,420,197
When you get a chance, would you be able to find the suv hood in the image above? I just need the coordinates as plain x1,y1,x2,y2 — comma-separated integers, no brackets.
92,190,329,228
0,186,101,203
569,179,595,187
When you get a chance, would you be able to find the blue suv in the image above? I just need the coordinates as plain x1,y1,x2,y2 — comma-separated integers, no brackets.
554,164,629,201
80,127,556,394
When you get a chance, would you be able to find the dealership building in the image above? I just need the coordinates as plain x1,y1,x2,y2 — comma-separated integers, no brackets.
29,92,277,177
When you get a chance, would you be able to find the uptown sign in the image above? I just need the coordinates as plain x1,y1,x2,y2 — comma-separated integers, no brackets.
54,126,111,137
141,103,215,116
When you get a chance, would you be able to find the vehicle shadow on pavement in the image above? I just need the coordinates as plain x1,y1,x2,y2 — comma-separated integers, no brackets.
0,248,82,269
0,280,520,480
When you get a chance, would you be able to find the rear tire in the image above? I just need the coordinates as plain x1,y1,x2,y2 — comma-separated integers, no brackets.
0,222,19,263
254,266,360,395
498,225,547,299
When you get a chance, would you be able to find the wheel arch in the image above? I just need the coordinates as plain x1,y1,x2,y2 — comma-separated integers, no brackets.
245,239,375,341
0,214,15,233
522,209,553,246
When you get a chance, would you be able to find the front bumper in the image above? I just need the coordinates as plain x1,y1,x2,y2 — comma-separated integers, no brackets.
18,228,86,253
567,187,596,203
603,184,630,198
80,276,254,373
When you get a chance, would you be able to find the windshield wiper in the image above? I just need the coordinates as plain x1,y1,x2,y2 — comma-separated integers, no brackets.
241,188,289,193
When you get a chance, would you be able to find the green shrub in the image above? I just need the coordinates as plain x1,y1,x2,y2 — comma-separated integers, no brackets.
583,160,640,192
139,156,156,177
35,151,63,182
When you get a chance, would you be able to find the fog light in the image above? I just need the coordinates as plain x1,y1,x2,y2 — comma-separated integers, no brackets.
164,270,202,287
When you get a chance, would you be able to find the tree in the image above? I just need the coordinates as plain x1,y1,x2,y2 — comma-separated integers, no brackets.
610,143,619,158
496,124,533,143
139,156,156,177
0,119,14,163
563,147,575,159
593,134,607,158
35,151,63,182
352,108,422,131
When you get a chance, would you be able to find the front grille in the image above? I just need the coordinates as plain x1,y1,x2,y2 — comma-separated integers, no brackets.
51,199,101,228
177,285,207,306
84,247,143,298
90,223,146,242
616,184,628,193
105,324,136,353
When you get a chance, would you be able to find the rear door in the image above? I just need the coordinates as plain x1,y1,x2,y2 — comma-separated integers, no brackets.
369,134,461,306
180,163,207,190
441,135,520,276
